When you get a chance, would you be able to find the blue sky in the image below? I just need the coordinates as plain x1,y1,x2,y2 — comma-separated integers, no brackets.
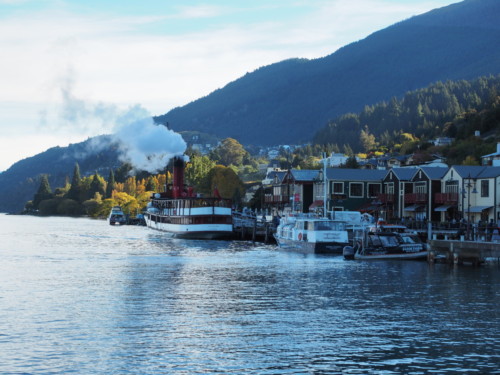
0,0,457,171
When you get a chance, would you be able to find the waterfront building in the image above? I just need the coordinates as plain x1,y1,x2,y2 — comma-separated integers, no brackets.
441,166,495,224
262,168,288,211
263,169,318,214
381,167,418,221
260,162,500,225
324,169,386,216
408,167,449,223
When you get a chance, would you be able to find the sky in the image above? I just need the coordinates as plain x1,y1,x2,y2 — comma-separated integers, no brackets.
0,0,458,172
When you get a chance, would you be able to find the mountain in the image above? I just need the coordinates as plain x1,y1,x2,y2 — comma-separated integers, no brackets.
155,0,500,145
0,136,120,213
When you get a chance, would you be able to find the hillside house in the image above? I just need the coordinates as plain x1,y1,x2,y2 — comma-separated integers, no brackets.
481,143,500,166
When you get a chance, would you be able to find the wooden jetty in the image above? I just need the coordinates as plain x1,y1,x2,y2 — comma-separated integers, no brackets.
232,212,276,243
428,239,500,265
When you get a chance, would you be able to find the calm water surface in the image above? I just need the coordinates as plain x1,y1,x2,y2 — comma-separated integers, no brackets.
0,214,499,374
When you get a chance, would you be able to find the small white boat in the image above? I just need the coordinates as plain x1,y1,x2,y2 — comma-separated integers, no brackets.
108,206,127,225
274,214,350,254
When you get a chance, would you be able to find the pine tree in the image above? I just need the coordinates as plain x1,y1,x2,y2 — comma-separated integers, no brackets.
67,163,82,202
145,176,158,192
106,169,115,198
33,175,53,208
88,172,105,200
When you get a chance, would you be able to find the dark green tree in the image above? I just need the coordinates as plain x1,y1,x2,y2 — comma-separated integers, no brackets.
105,169,116,198
88,172,105,200
145,176,158,192
342,156,359,169
33,174,53,209
66,163,82,202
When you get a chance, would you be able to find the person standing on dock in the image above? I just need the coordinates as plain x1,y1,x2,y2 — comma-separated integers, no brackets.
488,219,495,241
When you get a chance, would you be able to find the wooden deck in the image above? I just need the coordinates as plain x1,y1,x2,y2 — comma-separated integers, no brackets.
428,239,500,265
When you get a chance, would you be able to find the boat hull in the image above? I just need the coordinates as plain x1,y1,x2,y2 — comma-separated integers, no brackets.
274,235,347,254
145,214,233,240
354,250,428,260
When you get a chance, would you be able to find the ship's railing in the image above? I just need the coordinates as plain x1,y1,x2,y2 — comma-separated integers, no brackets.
151,197,232,209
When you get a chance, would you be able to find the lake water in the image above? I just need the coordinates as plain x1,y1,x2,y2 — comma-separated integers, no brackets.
0,214,499,374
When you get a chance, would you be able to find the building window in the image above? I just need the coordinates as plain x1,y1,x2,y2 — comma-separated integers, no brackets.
385,182,394,195
349,182,363,198
332,182,344,194
445,179,458,194
415,181,427,194
481,180,489,197
367,183,381,198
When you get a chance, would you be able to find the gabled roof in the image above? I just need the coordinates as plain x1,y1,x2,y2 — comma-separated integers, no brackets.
419,166,449,180
267,170,287,182
326,168,386,181
451,165,486,179
481,151,500,158
290,169,320,182
388,167,418,181
477,167,500,178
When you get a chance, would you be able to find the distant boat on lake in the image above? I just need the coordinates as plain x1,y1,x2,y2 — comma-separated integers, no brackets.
108,206,126,225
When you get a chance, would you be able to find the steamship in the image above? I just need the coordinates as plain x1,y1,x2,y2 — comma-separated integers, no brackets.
145,156,233,239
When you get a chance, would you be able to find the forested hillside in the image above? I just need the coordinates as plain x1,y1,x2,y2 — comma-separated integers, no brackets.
0,136,121,213
155,0,500,145
312,75,500,152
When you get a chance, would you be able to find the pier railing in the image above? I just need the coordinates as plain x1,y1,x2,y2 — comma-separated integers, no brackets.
392,219,500,242
232,211,276,243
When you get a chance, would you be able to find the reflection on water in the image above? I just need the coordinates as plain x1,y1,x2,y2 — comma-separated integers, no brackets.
0,214,499,374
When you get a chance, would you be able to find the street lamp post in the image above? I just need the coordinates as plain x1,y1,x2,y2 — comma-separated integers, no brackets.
464,174,478,240
372,198,382,229
322,152,327,218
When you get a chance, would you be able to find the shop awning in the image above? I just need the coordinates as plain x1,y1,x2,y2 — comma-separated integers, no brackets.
468,206,493,213
357,202,378,212
404,205,424,211
434,205,452,212
309,200,324,209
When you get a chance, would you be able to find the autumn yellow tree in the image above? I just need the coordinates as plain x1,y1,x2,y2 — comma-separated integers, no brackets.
463,155,479,166
360,125,378,153
124,176,137,196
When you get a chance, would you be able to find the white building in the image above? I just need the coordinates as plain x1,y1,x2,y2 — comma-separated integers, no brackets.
327,153,348,167
481,143,500,166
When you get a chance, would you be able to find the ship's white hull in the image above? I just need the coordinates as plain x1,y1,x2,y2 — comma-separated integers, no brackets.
145,202,233,240
145,214,233,239
274,235,348,254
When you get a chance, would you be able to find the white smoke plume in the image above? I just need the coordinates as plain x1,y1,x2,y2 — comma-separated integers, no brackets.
41,67,186,173
112,105,187,173
45,68,187,173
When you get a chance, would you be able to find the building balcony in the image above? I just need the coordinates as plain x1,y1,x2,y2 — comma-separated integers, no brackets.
405,193,428,204
377,193,395,203
434,192,458,205
264,194,290,204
